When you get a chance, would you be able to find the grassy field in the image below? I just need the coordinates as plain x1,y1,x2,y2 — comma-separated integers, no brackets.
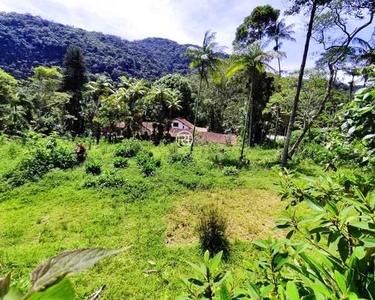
0,137,325,299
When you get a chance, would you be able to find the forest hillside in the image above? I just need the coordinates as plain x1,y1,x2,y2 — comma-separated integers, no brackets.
0,12,192,80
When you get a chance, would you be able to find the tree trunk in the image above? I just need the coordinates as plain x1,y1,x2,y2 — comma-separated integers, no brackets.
281,0,318,166
248,84,255,147
288,65,335,158
190,74,203,154
240,77,254,161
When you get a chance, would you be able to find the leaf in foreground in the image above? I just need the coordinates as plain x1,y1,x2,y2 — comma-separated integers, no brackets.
28,248,124,295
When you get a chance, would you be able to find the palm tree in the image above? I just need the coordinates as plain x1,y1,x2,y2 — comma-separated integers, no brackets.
226,41,282,161
186,30,223,154
165,90,182,119
353,38,375,86
267,18,295,76
116,78,149,137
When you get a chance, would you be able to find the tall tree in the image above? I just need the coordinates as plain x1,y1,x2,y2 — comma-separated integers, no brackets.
267,19,296,76
186,31,223,154
234,5,280,47
62,45,87,136
281,0,320,166
288,0,375,159
226,42,280,160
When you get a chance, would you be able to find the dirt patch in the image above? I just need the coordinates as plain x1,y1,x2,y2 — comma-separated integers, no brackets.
165,188,282,245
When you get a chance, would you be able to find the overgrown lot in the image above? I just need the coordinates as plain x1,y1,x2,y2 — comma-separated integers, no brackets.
0,136,330,299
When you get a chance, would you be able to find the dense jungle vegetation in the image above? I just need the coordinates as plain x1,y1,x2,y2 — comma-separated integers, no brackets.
0,0,375,299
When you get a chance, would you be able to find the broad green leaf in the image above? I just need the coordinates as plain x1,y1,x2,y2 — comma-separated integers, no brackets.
0,273,11,298
247,282,261,298
286,281,299,300
26,279,75,300
353,247,366,260
29,248,123,294
304,197,324,212
334,270,347,294
360,237,375,248
187,262,206,276
369,191,375,209
209,251,223,273
219,285,232,300
204,250,210,264
252,240,268,249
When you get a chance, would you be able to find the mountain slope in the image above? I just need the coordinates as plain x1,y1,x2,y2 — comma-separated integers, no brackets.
0,12,193,80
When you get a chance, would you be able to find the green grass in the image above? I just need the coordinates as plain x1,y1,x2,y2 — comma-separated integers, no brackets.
0,137,327,299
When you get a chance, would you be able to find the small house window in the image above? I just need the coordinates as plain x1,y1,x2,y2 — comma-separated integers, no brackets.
173,122,179,127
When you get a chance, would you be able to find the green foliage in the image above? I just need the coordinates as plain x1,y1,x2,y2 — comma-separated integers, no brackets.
342,87,375,153
0,248,122,300
114,139,142,158
198,207,230,259
84,171,126,188
168,146,194,165
180,251,237,300
4,138,78,186
85,159,101,175
234,5,280,45
208,146,240,168
113,157,129,168
222,166,238,176
136,151,161,177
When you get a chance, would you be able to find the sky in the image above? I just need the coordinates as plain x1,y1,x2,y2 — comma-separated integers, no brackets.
0,0,373,80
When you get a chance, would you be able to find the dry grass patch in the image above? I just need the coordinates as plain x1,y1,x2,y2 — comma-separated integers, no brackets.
165,188,282,245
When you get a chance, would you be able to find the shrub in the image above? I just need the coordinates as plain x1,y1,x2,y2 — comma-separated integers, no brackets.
84,171,126,188
114,139,142,158
5,141,78,186
135,151,161,177
207,145,238,167
85,159,101,175
222,166,238,176
168,149,193,166
197,206,230,258
113,157,129,168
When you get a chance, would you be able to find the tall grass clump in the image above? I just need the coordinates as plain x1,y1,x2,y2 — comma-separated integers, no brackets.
198,206,230,258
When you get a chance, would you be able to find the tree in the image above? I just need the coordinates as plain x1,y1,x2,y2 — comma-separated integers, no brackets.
83,75,114,142
0,69,18,131
281,0,320,166
28,66,70,134
234,5,280,46
186,31,223,154
287,0,375,161
226,42,280,160
154,74,193,120
62,45,88,136
267,19,296,76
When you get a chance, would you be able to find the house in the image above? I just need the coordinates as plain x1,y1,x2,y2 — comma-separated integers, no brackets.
168,118,236,146
112,118,237,146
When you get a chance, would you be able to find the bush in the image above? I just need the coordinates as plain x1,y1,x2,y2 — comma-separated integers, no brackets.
207,145,238,167
168,146,193,165
222,166,238,176
114,139,142,158
136,151,161,177
113,157,129,168
197,207,230,258
5,140,78,186
85,159,102,175
84,171,126,188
